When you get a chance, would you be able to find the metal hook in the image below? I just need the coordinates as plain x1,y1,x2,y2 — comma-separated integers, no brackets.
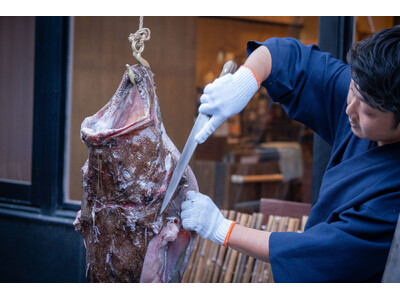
125,38,150,84
125,64,136,84
131,40,149,67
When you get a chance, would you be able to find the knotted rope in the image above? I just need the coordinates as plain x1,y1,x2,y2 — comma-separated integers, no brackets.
128,16,151,53
126,16,151,82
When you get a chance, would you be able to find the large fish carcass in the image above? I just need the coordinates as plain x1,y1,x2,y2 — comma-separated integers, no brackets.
73,64,198,282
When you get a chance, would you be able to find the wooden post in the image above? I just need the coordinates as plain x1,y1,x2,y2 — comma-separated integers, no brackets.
231,173,284,183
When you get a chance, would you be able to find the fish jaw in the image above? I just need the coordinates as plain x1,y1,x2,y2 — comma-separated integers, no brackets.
80,65,159,146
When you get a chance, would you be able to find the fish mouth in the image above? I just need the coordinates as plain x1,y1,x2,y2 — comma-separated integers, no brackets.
81,65,153,145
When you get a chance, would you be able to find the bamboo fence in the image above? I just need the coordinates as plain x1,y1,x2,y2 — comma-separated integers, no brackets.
182,210,308,283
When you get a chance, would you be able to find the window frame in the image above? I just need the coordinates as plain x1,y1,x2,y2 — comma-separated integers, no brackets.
0,16,80,216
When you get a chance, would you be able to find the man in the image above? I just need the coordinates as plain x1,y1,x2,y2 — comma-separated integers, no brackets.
181,26,400,282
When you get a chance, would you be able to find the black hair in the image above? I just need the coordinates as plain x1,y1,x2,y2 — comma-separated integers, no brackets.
347,25,400,128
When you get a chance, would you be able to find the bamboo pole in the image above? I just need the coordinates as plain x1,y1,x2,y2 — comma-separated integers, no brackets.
271,215,281,232
266,264,274,283
264,216,286,282
278,216,289,232
192,237,209,282
256,215,280,282
212,210,236,282
189,238,203,283
185,208,309,282
262,219,279,283
251,257,262,282
219,212,242,282
223,213,249,283
244,212,268,282
202,210,229,282
187,235,204,282
287,218,297,232
194,208,230,283
252,259,263,282
233,213,255,282
300,215,309,232
182,235,200,283
251,215,274,282
196,240,211,282
293,218,300,232
242,213,264,283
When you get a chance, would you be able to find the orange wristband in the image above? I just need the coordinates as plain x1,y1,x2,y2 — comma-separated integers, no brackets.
242,65,260,88
223,221,236,247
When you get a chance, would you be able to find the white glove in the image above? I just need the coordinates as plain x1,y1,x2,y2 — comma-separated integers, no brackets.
181,191,234,245
195,65,260,144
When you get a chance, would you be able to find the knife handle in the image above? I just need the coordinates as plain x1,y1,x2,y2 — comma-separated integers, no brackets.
193,113,211,139
196,60,238,134
219,60,237,77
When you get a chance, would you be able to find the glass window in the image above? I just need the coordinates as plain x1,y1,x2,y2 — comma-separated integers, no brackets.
0,17,35,183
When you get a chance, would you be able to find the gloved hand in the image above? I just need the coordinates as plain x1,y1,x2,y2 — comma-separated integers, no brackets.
195,65,260,144
181,191,235,246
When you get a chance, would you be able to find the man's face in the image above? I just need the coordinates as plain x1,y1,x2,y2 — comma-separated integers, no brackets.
346,80,400,146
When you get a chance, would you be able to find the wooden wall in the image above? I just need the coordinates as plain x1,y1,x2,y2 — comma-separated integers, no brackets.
68,16,197,200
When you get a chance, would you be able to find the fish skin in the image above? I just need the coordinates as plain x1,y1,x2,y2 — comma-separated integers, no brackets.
74,64,198,283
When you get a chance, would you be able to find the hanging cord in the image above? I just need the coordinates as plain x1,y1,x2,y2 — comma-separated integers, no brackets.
128,16,151,51
126,16,151,83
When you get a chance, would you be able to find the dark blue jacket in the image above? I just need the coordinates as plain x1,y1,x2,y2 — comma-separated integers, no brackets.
247,38,400,282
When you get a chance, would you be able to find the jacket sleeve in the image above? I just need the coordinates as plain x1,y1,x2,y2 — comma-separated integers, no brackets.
247,37,351,146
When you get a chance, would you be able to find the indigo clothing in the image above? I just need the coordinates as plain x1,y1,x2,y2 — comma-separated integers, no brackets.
247,38,400,282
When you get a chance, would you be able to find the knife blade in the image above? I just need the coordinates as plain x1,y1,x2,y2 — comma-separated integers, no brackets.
160,60,237,214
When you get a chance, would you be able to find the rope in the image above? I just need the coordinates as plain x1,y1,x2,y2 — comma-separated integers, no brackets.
128,16,151,53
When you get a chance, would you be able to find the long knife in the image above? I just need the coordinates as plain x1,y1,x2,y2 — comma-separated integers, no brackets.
160,60,237,214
